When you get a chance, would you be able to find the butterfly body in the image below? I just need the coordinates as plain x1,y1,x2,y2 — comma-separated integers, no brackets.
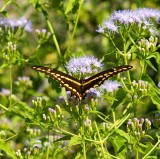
31,65,132,100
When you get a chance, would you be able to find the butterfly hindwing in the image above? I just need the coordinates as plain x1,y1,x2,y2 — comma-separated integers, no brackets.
31,66,82,99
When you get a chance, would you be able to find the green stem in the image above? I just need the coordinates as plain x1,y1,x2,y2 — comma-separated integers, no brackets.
136,149,139,159
45,19,62,61
123,40,132,84
112,109,116,129
9,66,12,107
140,60,146,79
80,119,86,159
103,113,131,141
66,0,84,53
4,133,18,141
54,127,78,136
94,121,106,158
0,104,8,111
142,136,160,159
46,129,50,159
108,36,123,56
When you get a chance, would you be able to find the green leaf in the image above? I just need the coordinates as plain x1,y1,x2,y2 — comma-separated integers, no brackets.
75,152,82,159
142,75,160,109
65,0,76,14
146,54,157,60
142,74,160,94
53,135,72,143
114,129,130,142
156,53,160,64
0,139,17,159
148,89,160,109
144,156,157,159
0,62,9,68
145,60,157,71
109,130,128,158
68,136,81,147
10,102,36,120
112,88,127,110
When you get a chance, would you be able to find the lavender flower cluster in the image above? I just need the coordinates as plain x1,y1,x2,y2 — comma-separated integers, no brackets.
66,56,103,79
96,8,160,34
0,17,32,32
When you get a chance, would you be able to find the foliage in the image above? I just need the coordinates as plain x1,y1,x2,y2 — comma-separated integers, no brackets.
0,0,160,158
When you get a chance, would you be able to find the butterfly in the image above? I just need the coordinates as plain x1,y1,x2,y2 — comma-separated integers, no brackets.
31,65,132,100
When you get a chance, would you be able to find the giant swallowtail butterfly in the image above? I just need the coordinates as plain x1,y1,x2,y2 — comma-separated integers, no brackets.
31,65,132,100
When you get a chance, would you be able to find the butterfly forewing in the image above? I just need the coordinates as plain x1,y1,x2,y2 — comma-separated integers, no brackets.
31,66,82,99
82,65,132,96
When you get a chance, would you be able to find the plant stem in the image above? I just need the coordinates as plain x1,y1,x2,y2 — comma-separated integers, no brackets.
66,0,84,53
123,38,132,84
112,109,116,129
94,121,106,158
80,119,86,159
142,136,160,159
46,19,62,61
5,133,18,141
0,104,8,111
9,65,12,107
46,130,50,159
136,149,139,159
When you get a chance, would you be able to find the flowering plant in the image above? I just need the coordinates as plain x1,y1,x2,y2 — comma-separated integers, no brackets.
0,1,159,159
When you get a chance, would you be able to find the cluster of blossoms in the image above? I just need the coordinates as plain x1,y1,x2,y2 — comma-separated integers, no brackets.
100,80,121,93
66,56,103,79
137,36,159,56
131,80,151,98
101,122,112,131
35,29,51,44
32,97,47,112
97,8,160,34
15,76,32,89
3,42,19,63
84,118,92,132
19,135,66,157
0,17,32,33
0,88,10,96
42,105,63,125
127,118,151,140
26,128,41,137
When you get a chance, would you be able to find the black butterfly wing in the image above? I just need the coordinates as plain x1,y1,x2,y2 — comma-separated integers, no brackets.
81,65,133,97
31,66,82,99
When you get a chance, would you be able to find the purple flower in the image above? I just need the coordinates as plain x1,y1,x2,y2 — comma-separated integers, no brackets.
103,20,118,32
97,8,160,34
0,88,10,96
66,56,103,79
15,76,32,88
96,20,118,33
86,88,101,99
111,10,140,25
135,8,160,19
0,17,32,32
100,80,121,92
96,24,105,33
